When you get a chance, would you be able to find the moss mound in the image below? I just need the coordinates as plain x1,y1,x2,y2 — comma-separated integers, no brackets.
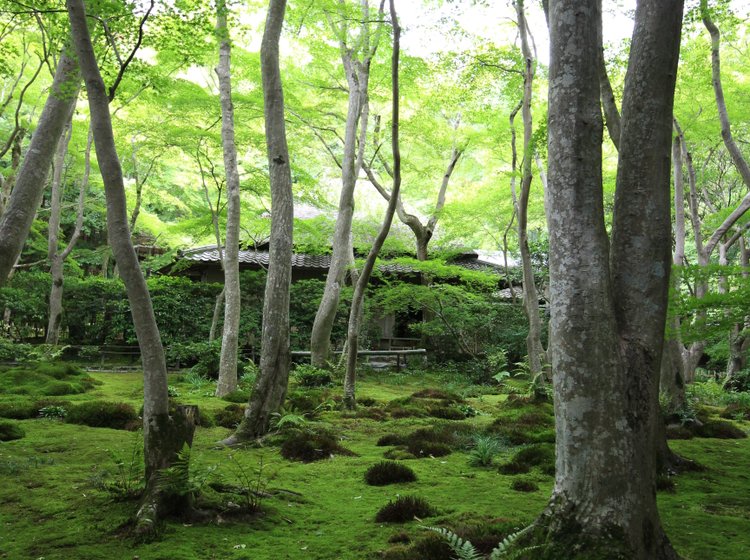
499,444,555,476
411,388,464,403
0,363,98,396
0,400,38,420
694,420,747,439
378,433,409,447
280,429,355,462
215,403,246,428
427,406,466,420
665,425,694,440
221,389,250,403
365,461,417,486
510,478,539,492
65,401,139,430
375,495,435,523
0,420,25,441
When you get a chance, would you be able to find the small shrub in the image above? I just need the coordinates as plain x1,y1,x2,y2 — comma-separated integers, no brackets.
167,385,180,397
694,420,747,439
375,495,435,523
222,389,250,403
409,533,454,559
293,364,332,388
215,404,246,428
720,402,750,421
38,405,67,419
279,429,355,462
364,461,417,486
359,397,378,407
0,421,25,441
468,434,505,467
510,478,538,492
65,401,139,430
0,339,34,362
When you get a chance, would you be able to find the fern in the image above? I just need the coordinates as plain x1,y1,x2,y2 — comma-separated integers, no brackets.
425,527,483,560
425,524,540,560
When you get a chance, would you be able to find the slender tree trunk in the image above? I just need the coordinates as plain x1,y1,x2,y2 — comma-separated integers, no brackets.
725,236,749,383
0,47,80,287
215,0,242,397
209,287,225,343
343,0,400,409
223,0,293,441
67,0,196,535
536,2,683,559
310,1,383,368
514,0,547,378
45,121,74,344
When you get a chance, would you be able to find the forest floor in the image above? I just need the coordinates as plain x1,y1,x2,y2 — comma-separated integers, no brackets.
1,365,749,560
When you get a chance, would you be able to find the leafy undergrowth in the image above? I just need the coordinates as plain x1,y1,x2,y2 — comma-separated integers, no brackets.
0,368,748,559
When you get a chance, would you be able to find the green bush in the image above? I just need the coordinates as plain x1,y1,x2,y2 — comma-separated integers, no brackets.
65,401,139,430
499,444,555,476
293,364,333,388
0,339,34,362
375,495,435,523
364,461,417,486
0,421,25,441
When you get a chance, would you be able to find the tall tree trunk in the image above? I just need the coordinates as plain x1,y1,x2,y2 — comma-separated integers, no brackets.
0,129,26,217
46,125,92,345
725,236,749,384
343,0,401,409
0,47,80,287
45,120,74,344
514,0,547,378
223,0,293,442
66,0,196,536
310,0,383,368
215,0,242,397
536,1,683,559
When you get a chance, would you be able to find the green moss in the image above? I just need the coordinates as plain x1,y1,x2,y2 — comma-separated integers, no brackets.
694,420,747,439
0,420,25,441
220,389,250,403
65,401,139,430
0,364,98,396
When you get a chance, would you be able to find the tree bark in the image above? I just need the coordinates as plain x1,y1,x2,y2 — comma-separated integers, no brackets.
66,0,194,536
215,0,242,397
45,120,74,344
0,46,80,287
514,0,547,378
224,0,293,441
310,0,383,368
45,124,91,345
537,1,683,558
343,0,400,409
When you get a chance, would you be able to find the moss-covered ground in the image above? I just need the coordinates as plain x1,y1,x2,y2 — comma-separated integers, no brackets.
0,367,749,559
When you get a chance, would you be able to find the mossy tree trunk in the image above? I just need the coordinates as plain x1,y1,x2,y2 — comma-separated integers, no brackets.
538,1,683,559
66,0,196,536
